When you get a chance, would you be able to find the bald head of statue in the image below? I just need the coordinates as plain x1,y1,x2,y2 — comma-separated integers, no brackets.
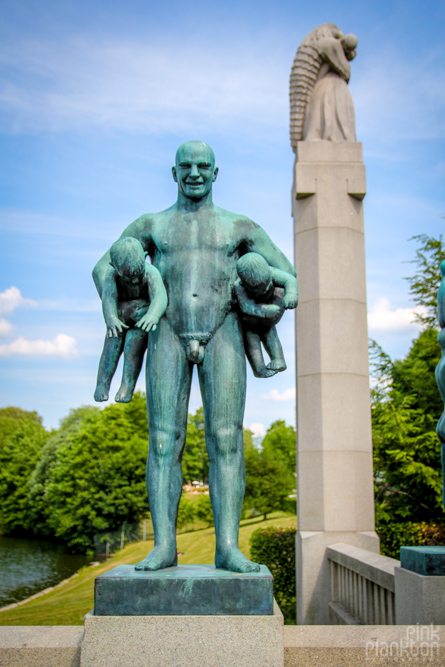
172,140,218,202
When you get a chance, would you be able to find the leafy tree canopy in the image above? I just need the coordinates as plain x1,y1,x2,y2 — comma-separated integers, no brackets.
0,416,49,535
28,393,149,551
405,233,445,328
371,234,445,525
0,406,44,448
262,420,296,473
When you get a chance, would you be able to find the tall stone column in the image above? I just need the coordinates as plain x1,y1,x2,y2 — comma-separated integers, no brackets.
292,141,379,625
289,23,379,624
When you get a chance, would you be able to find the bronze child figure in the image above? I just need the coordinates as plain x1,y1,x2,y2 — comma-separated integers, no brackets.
94,237,167,403
234,252,298,378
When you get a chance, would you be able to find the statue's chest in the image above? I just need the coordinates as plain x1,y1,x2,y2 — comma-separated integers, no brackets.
153,220,236,255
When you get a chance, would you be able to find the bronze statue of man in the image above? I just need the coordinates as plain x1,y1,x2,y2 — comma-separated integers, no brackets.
93,141,297,573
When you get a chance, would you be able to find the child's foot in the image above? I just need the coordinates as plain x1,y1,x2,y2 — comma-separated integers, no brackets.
94,385,109,402
115,383,134,403
266,360,287,373
254,367,278,378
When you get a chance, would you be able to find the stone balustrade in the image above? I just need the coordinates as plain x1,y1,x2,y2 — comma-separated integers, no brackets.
327,542,400,625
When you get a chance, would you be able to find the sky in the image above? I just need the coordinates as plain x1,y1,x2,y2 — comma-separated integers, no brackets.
0,0,444,434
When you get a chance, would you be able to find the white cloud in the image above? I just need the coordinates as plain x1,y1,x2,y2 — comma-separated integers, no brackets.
0,286,36,316
261,387,296,402
0,318,13,335
0,333,78,358
248,422,266,438
367,297,426,333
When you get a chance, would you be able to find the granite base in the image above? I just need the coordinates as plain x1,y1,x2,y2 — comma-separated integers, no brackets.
80,601,284,667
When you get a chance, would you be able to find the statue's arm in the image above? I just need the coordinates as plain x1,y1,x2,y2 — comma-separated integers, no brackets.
270,268,299,309
242,221,296,277
92,215,153,298
234,282,280,319
135,265,168,332
102,268,128,338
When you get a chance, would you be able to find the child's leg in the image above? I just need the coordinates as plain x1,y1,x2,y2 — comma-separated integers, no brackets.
94,334,125,401
262,326,287,373
244,329,273,378
115,328,148,402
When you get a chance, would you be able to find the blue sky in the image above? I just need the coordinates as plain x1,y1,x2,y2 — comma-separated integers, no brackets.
0,0,444,433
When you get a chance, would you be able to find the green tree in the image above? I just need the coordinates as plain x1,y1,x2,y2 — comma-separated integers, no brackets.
261,420,296,473
244,446,294,520
28,393,149,551
371,234,445,526
183,408,208,484
405,234,445,328
0,406,44,447
0,416,49,535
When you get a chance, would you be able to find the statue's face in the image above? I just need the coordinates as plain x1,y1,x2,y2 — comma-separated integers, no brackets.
172,142,218,201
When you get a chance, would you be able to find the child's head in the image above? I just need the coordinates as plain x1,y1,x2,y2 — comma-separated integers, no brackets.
110,237,146,282
237,253,272,297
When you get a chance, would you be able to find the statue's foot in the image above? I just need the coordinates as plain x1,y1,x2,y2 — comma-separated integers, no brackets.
115,383,134,403
215,547,261,573
266,360,286,373
134,544,178,571
254,367,278,379
94,386,109,402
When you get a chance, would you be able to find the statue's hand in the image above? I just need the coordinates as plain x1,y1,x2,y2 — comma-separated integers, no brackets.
283,293,298,309
264,304,281,317
106,317,129,338
136,313,159,332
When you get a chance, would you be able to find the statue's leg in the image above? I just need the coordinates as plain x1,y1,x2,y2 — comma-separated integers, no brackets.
135,318,192,571
244,329,270,378
115,328,148,403
263,326,287,373
94,333,124,402
199,312,260,573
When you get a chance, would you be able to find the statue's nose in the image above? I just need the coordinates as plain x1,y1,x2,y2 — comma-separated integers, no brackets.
189,164,200,178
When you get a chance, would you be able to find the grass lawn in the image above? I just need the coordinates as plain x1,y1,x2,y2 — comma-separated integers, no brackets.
0,512,295,626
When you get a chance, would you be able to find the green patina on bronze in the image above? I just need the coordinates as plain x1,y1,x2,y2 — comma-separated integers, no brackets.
93,141,297,574
94,564,274,615
401,546,445,576
436,259,445,508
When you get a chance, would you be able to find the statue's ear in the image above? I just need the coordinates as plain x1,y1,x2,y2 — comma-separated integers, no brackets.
213,167,219,182
172,166,178,182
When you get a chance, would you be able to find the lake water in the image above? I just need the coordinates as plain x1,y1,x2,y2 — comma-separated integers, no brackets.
0,536,90,607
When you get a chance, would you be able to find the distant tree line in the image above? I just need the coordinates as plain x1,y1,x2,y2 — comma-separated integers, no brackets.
0,396,296,552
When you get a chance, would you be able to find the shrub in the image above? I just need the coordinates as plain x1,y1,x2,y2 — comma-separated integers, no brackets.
249,525,296,624
195,494,214,527
177,496,196,530
377,519,445,559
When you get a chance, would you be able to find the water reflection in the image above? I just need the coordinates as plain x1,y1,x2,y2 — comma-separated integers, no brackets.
0,536,89,606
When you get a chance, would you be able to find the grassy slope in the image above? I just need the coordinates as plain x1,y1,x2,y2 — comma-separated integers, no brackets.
0,513,295,626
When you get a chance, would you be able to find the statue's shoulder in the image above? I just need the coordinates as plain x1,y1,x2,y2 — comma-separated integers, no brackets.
213,206,260,233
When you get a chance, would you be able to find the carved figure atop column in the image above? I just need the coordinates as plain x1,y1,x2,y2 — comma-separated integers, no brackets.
289,23,358,148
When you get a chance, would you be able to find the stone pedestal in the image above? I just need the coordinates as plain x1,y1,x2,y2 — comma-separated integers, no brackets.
94,564,274,616
292,141,379,624
80,602,284,667
395,547,445,624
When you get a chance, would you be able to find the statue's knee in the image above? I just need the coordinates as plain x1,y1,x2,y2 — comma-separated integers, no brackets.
212,426,242,458
149,427,185,460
